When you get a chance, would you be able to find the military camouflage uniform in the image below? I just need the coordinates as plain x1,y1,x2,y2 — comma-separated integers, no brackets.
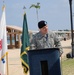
30,31,63,56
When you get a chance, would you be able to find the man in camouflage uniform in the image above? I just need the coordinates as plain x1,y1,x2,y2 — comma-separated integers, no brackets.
30,20,63,56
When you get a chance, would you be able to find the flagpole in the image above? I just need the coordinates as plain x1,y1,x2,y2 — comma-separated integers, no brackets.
2,0,5,5
6,52,9,75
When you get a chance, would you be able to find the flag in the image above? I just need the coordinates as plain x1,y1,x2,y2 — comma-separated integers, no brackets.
0,6,8,75
20,13,30,74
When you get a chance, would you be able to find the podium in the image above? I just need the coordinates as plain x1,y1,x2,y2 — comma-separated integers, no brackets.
27,48,61,75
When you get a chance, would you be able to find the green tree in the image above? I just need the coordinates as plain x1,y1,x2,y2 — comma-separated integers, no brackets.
29,2,40,22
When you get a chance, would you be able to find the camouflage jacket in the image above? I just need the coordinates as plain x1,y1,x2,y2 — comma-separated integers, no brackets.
30,31,63,56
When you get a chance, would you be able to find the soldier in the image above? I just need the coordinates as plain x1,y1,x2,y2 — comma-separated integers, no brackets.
30,20,63,56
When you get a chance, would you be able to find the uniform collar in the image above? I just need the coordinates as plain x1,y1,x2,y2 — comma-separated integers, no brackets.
39,31,48,38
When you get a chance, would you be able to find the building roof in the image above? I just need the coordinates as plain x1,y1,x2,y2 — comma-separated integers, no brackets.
6,25,33,34
6,25,22,32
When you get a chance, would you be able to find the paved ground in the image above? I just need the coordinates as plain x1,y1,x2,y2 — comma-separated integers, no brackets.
6,39,72,75
61,39,71,58
6,49,24,75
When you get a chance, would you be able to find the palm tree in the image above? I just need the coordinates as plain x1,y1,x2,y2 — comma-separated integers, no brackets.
29,2,40,22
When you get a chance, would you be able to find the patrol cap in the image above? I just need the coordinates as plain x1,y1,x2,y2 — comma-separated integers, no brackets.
38,20,47,29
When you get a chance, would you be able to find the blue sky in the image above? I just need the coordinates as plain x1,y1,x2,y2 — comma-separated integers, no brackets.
0,0,74,31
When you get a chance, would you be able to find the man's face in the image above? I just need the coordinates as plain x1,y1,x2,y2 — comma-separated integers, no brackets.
40,25,48,35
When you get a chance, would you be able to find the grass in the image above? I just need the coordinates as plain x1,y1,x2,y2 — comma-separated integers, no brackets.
61,58,74,75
